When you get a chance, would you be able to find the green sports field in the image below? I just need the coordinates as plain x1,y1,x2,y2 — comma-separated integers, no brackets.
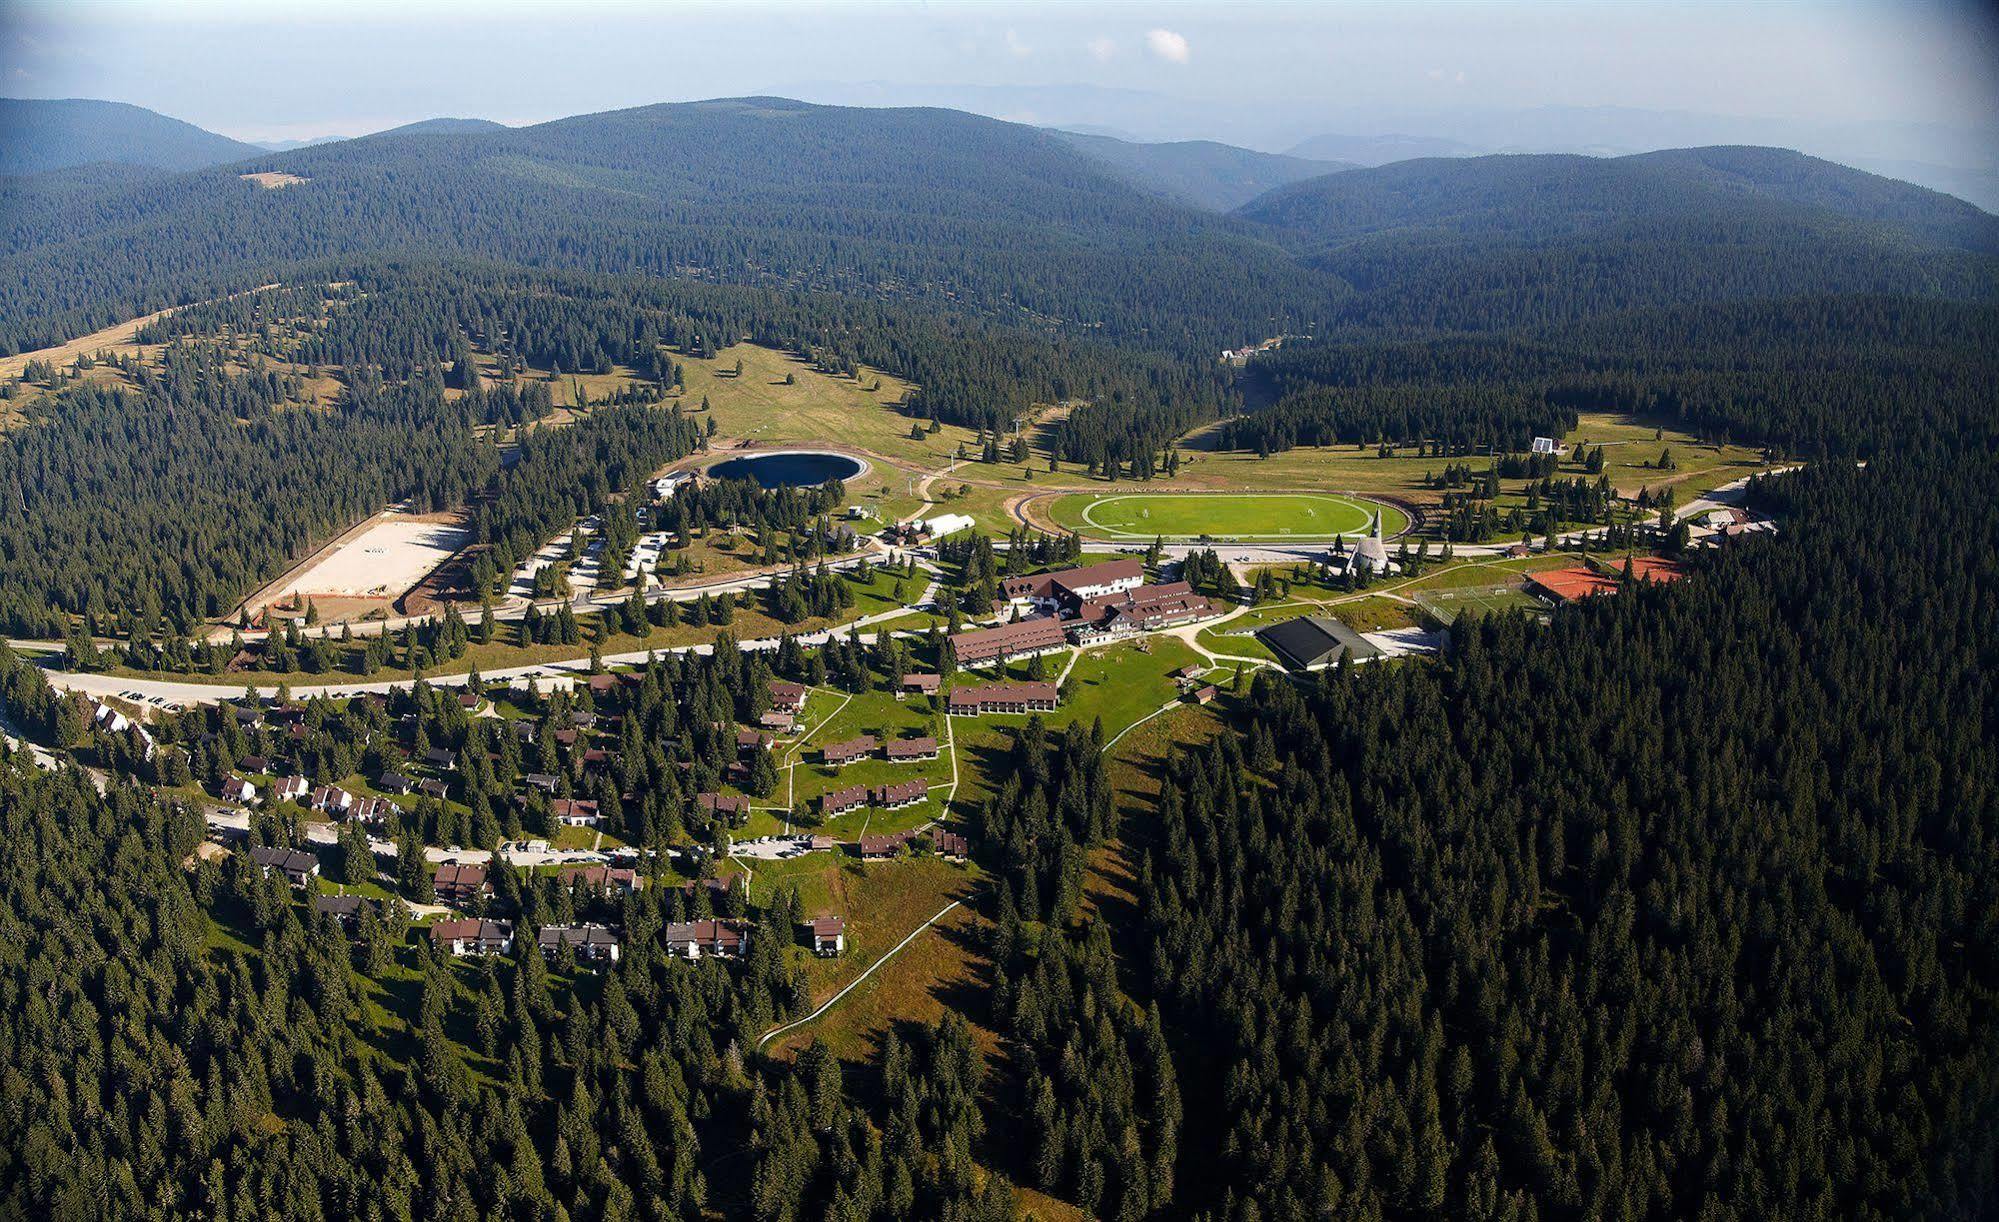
1048,492,1407,541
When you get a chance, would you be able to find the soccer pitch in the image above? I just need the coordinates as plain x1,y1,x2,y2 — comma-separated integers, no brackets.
1051,492,1406,540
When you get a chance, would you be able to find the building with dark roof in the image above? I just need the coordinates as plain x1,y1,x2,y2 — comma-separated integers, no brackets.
873,779,928,809
946,682,1060,716
821,784,870,816
884,736,939,762
949,616,1069,667
432,918,514,956
663,919,749,960
803,916,846,956
820,735,879,767
1000,558,1145,612
247,844,318,886
432,862,489,905
538,923,622,963
1257,615,1382,671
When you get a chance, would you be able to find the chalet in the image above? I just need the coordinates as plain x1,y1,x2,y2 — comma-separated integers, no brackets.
221,777,258,805
737,728,774,755
550,798,601,827
423,747,458,771
313,893,375,932
558,865,643,894
567,710,601,729
859,829,920,859
432,863,489,905
697,792,751,818
1000,558,1144,614
457,691,482,710
1175,664,1206,681
241,755,269,775
804,916,846,957
1531,436,1560,455
662,919,750,960
759,710,797,733
553,728,580,748
1190,684,1220,705
539,923,622,963
932,830,970,861
377,771,415,795
231,705,263,728
821,784,870,817
274,775,310,803
768,680,808,713
311,785,353,815
351,796,400,823
522,772,560,795
949,616,1069,668
680,877,736,902
820,735,879,767
947,683,1060,716
431,918,513,956
873,779,927,809
416,778,451,801
899,673,942,699
884,736,939,762
91,701,132,734
587,674,618,697
248,844,318,886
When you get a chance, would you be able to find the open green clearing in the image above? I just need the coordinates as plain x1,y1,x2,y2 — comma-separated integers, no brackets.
1047,491,1406,540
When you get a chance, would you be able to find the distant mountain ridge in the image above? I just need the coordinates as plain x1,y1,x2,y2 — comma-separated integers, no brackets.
1235,145,1997,330
1052,130,1353,211
0,98,263,175
0,95,1340,355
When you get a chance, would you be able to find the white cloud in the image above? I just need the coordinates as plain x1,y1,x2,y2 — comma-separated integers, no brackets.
1086,36,1117,62
1005,28,1032,58
1145,28,1190,64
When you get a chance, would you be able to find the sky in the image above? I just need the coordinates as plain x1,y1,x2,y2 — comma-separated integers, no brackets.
4,0,1995,156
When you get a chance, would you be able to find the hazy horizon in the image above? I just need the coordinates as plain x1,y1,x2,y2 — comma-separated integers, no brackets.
7,1,1995,146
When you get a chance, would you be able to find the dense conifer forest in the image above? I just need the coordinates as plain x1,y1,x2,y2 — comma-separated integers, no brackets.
0,91,1994,1222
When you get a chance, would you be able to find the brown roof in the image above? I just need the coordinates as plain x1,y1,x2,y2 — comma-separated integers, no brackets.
1075,581,1213,629
949,616,1068,665
821,783,869,813
884,736,938,760
859,829,920,856
900,673,942,693
821,734,879,765
697,792,750,814
874,779,928,806
558,865,642,891
1001,558,1144,602
431,917,511,948
947,682,1060,713
663,919,748,953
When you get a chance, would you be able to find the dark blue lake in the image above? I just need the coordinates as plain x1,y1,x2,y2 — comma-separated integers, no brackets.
708,451,864,488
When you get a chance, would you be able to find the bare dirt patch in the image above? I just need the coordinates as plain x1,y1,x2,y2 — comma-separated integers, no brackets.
240,171,308,189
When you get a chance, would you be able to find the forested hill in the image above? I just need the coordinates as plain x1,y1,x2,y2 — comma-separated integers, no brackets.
1235,146,1999,329
1052,130,1355,211
0,97,263,176
0,96,1340,356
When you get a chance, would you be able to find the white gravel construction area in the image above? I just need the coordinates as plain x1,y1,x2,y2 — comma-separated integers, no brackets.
270,517,471,601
